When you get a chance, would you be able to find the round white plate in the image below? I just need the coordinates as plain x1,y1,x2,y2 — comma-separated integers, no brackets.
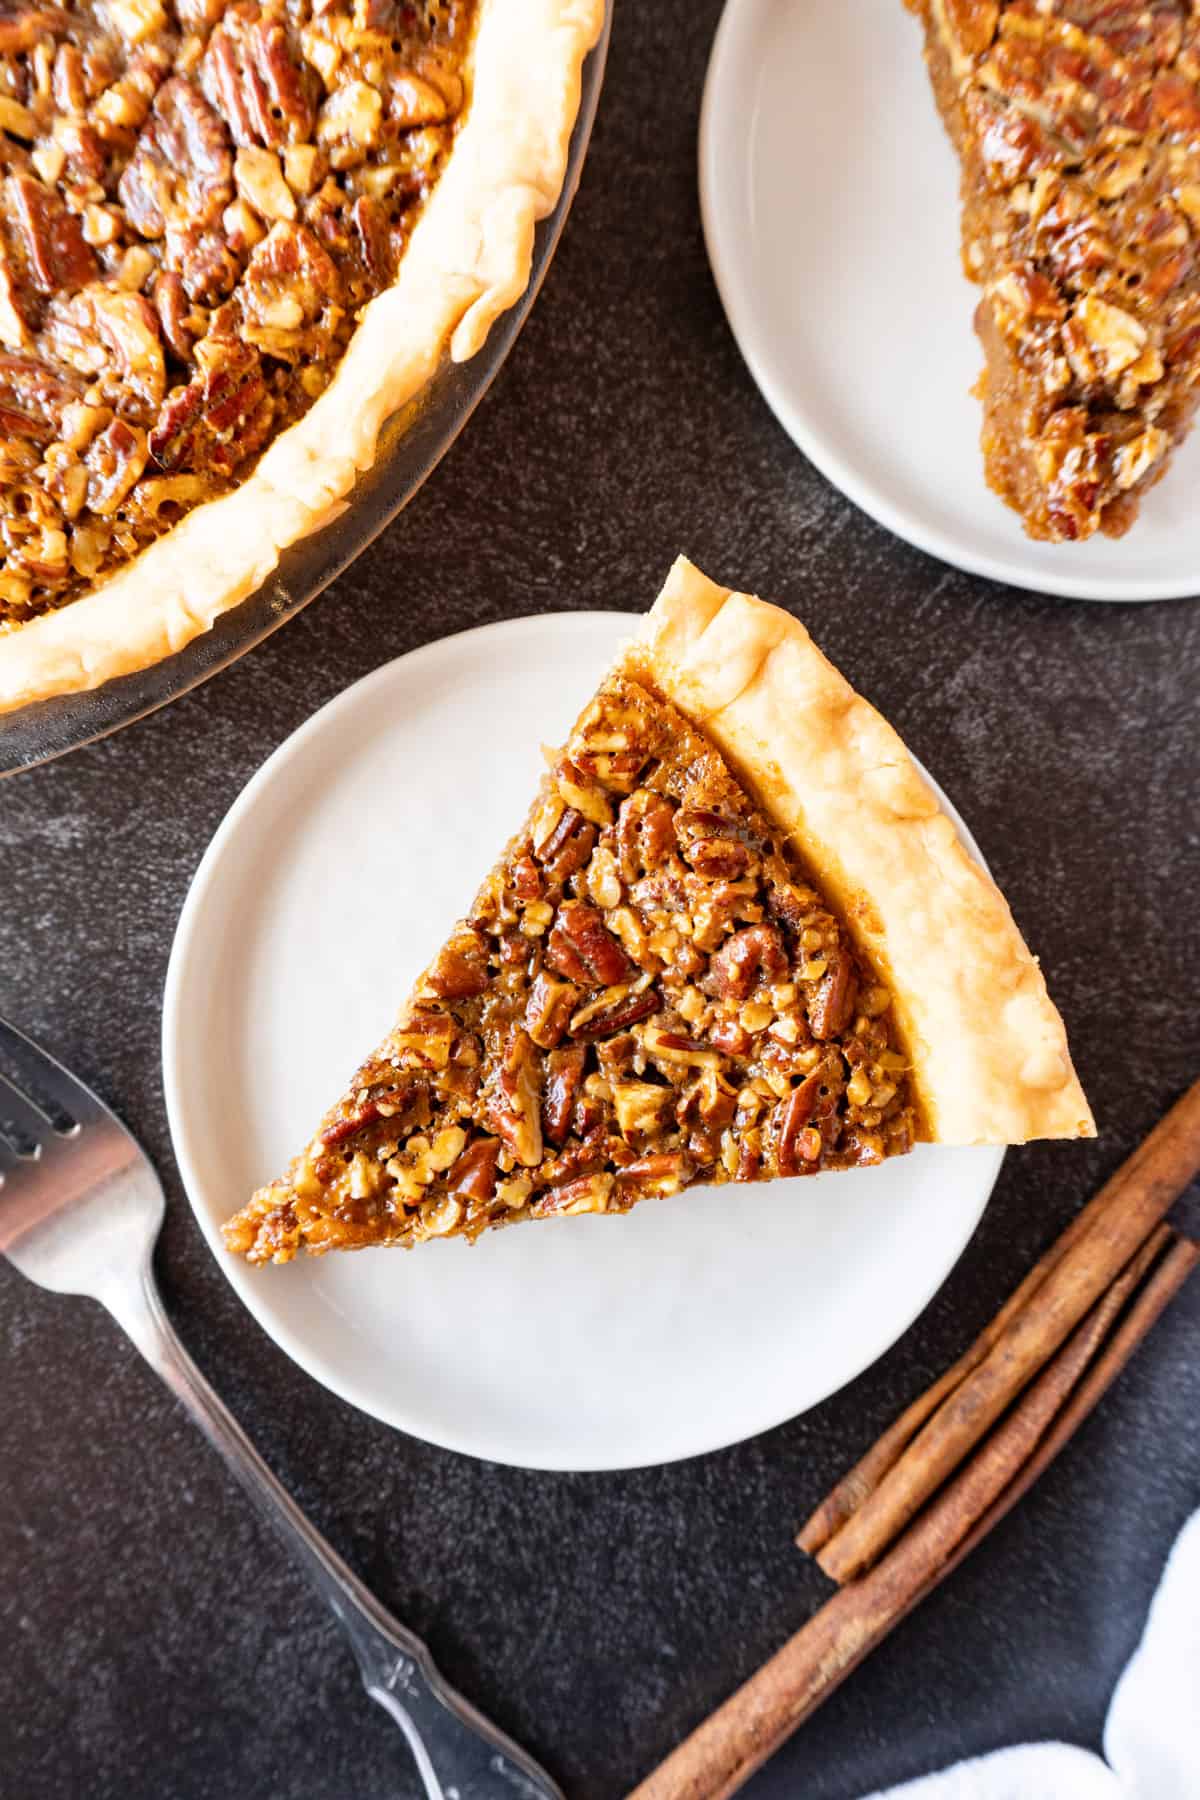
700,0,1200,603
163,613,1003,1471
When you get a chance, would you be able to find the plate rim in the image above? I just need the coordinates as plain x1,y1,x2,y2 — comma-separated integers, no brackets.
699,0,1200,605
162,609,1004,1470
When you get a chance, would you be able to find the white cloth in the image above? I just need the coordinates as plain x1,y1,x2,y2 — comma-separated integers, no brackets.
863,1510,1200,1800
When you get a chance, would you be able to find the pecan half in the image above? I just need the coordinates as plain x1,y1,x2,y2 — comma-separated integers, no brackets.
84,418,148,515
775,1071,824,1176
425,931,489,1001
524,972,578,1051
545,900,635,989
238,221,341,361
43,284,165,421
485,1028,542,1168
710,924,788,1001
202,4,317,150
119,78,233,239
147,335,270,477
6,175,97,299
541,1045,586,1147
569,989,657,1042
534,804,596,884
0,352,81,443
447,1137,499,1205
808,951,857,1041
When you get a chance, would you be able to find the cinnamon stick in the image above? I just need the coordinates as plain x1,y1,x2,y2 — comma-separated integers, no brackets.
627,1228,1197,1800
933,1233,1200,1586
796,1179,1111,1554
815,1078,1200,1583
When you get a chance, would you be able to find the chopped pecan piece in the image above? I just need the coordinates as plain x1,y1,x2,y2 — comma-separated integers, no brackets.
392,1011,456,1070
0,8,69,54
610,1080,673,1143
164,225,240,305
616,789,675,879
615,1152,691,1199
536,1172,614,1217
349,195,394,291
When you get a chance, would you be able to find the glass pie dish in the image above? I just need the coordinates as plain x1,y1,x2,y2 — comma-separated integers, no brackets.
0,5,610,777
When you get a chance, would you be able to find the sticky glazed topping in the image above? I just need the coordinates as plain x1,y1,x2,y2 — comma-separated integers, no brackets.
224,674,921,1263
914,0,1200,539
0,0,475,627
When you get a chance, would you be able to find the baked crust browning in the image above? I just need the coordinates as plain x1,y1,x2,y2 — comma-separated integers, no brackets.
225,557,1093,1266
636,559,1094,1146
0,0,604,709
909,0,1200,540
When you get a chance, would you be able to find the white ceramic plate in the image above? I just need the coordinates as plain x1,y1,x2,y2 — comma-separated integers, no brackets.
700,0,1200,603
163,613,1003,1471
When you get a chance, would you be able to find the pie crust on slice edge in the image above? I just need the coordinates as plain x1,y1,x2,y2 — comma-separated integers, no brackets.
223,556,1094,1265
0,0,604,714
908,1,1200,542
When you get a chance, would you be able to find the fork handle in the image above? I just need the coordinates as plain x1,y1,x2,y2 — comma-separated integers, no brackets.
101,1262,563,1800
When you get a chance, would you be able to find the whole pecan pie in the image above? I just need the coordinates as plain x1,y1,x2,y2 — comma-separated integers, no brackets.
0,0,603,709
909,0,1200,540
223,557,1094,1266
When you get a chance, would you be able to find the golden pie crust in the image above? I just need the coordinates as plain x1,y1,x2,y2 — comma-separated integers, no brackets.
635,559,1094,1146
0,0,604,714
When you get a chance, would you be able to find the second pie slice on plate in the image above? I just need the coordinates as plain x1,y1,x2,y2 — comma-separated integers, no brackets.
907,1,1200,542
224,557,1093,1265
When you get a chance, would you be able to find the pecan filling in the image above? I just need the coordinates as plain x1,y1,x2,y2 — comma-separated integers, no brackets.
224,676,921,1265
912,0,1200,541
0,0,475,627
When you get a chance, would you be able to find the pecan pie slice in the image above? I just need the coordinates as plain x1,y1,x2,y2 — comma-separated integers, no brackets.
224,557,1094,1265
909,0,1200,540
0,0,604,709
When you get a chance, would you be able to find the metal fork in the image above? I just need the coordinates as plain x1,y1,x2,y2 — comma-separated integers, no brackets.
0,1016,563,1800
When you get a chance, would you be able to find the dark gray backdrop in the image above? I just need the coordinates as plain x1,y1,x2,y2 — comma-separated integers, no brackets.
2,5,1198,1797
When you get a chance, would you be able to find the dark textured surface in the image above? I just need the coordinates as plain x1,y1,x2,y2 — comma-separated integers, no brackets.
2,4,1199,1798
